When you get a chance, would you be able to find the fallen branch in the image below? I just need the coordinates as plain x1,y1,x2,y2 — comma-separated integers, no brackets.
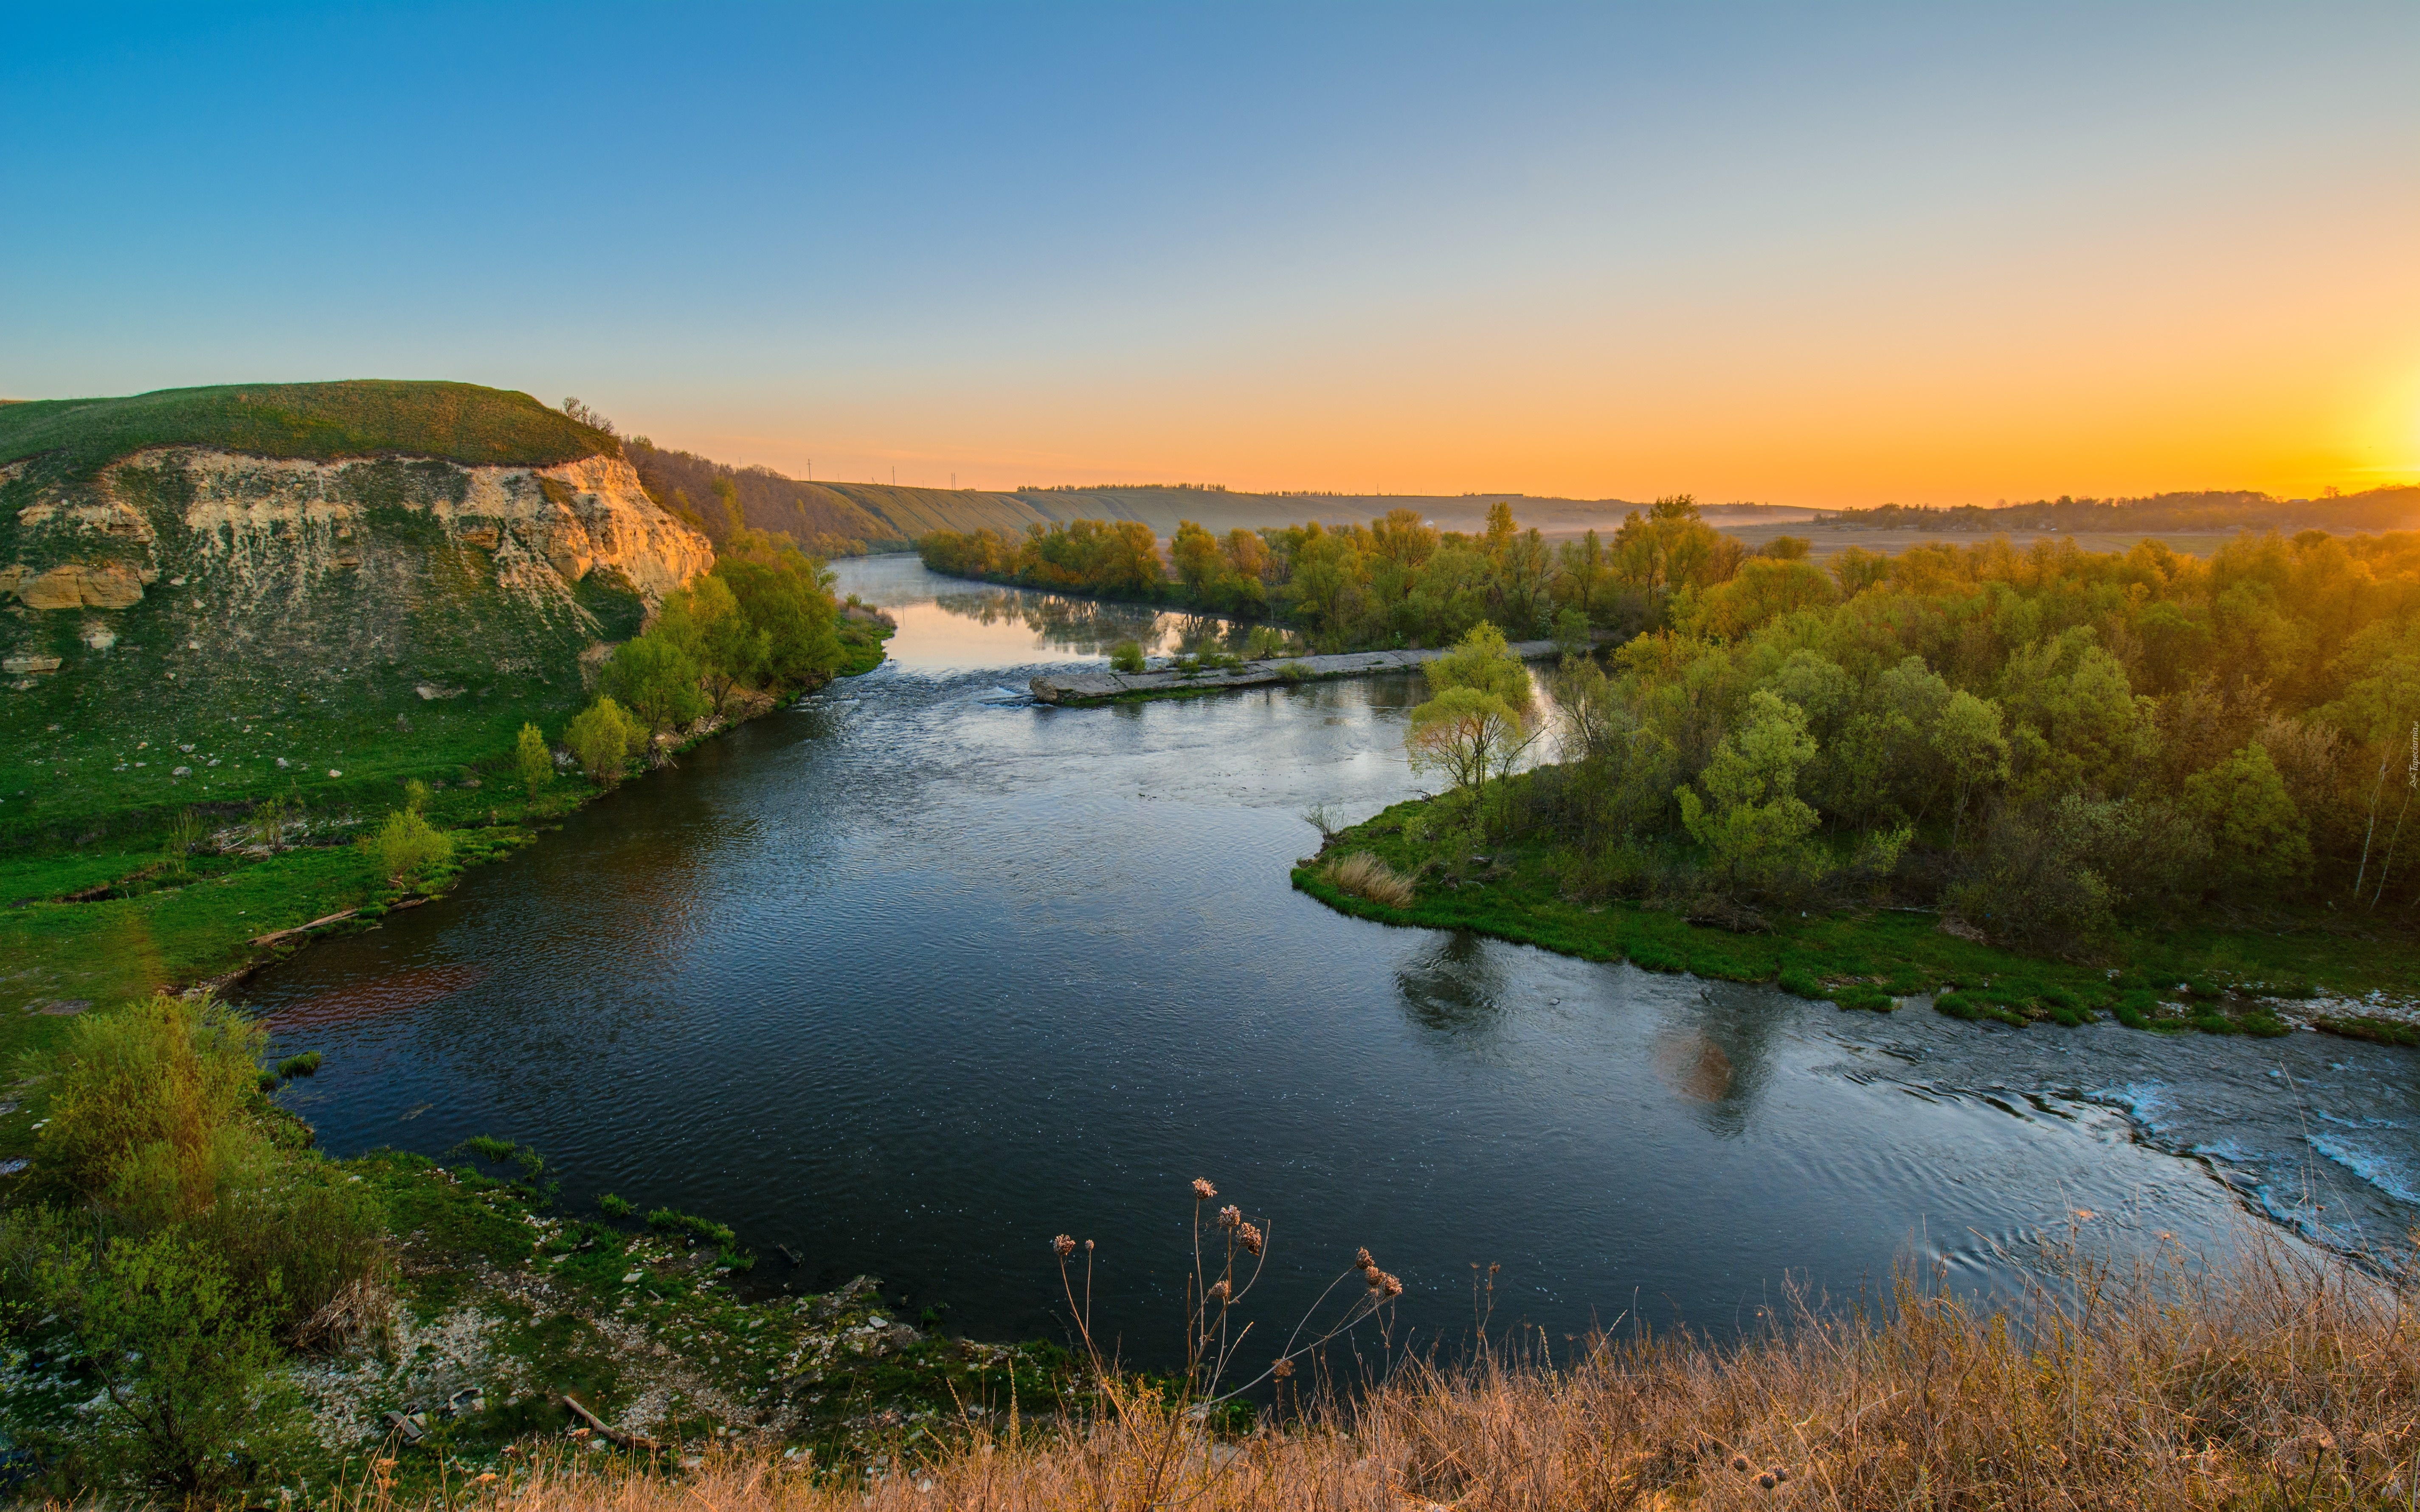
248,908,360,947
563,1393,663,1453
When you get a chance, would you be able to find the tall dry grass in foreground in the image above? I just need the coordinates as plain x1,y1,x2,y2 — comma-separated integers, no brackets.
344,1233,2417,1512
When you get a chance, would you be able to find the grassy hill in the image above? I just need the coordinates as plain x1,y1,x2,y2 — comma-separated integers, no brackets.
0,380,619,489
1,380,695,840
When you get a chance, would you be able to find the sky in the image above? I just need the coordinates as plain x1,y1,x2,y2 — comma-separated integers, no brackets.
3,3,2416,506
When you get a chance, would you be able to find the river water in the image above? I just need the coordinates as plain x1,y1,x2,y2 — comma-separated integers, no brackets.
246,556,2420,1362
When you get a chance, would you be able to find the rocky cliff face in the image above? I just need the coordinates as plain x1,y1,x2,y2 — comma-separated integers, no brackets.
0,447,713,832
4,448,710,622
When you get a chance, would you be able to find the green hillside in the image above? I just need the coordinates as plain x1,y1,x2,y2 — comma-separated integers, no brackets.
0,379,618,489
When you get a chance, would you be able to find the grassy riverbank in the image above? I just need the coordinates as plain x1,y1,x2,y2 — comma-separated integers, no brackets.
0,615,893,1168
260,1231,2417,1512
1294,787,2420,1040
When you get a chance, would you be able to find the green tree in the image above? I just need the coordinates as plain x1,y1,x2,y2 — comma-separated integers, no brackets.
42,1229,302,1498
515,721,554,798
1407,685,1530,795
1999,629,2154,799
719,551,846,690
659,573,770,712
2182,742,2313,891
1423,621,1534,708
566,697,646,783
1675,689,1824,893
602,632,709,735
1933,689,2011,845
367,807,451,888
1170,520,1226,599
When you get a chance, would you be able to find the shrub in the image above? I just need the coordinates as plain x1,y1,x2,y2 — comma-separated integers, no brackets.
39,1228,305,1498
598,1192,637,1219
32,993,265,1213
566,696,647,783
366,806,451,887
1323,851,1416,908
275,1051,321,1079
1108,639,1146,673
515,721,554,797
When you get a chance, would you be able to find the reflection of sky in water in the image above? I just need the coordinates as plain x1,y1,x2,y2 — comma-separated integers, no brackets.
846,553,1252,673
240,556,2420,1362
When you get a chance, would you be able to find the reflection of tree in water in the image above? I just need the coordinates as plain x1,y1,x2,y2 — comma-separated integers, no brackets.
1394,931,1509,1037
931,588,1246,657
1652,982,1784,1138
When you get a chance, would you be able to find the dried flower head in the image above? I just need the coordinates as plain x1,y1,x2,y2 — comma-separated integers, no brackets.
1758,1473,1777,1490
1368,1269,1404,1298
1355,1247,1374,1269
1733,1456,1751,1473
1192,1178,1218,1200
1238,1221,1264,1255
1085,1238,1095,1251
1218,1204,1243,1229
1207,1279,1232,1302
1771,1466,1790,1484
1053,1234,1077,1259
1272,1357,1294,1380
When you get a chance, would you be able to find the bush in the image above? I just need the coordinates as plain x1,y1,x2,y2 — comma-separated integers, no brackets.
365,806,451,887
32,993,265,1213
515,720,554,797
1109,639,1146,673
39,1228,305,1498
275,1050,321,1079
598,1192,637,1219
566,696,647,783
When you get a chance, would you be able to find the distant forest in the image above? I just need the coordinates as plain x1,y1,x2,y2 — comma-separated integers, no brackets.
1821,486,2420,535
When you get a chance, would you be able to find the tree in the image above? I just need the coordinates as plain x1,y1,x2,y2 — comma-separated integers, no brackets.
1407,685,1529,795
1171,520,1226,599
516,721,554,798
42,1230,303,1498
367,807,451,887
1998,629,2154,799
658,574,770,712
1675,689,1824,893
1423,621,1534,708
602,633,708,735
2182,742,2312,891
1933,690,2011,845
566,697,646,783
719,551,846,691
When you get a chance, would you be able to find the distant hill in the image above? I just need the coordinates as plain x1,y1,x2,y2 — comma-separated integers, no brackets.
0,381,709,843
1817,488,2420,536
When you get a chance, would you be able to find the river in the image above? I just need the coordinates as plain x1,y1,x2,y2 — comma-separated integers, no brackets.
244,554,2420,1363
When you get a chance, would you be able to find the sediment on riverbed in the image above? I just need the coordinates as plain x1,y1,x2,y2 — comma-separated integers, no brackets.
1029,639,1565,705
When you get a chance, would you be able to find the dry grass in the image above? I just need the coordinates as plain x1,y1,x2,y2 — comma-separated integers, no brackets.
335,1232,2419,1512
1325,851,1417,908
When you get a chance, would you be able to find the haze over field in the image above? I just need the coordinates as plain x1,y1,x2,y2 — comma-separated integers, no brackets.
4,5,2416,505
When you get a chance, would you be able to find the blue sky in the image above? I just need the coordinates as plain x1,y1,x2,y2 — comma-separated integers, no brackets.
5,3,2416,501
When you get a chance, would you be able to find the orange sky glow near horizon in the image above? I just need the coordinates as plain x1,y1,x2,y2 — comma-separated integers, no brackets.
11,7,2419,509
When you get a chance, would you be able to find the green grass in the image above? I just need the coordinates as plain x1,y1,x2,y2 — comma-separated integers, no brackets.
0,380,614,486
1295,794,2419,1040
